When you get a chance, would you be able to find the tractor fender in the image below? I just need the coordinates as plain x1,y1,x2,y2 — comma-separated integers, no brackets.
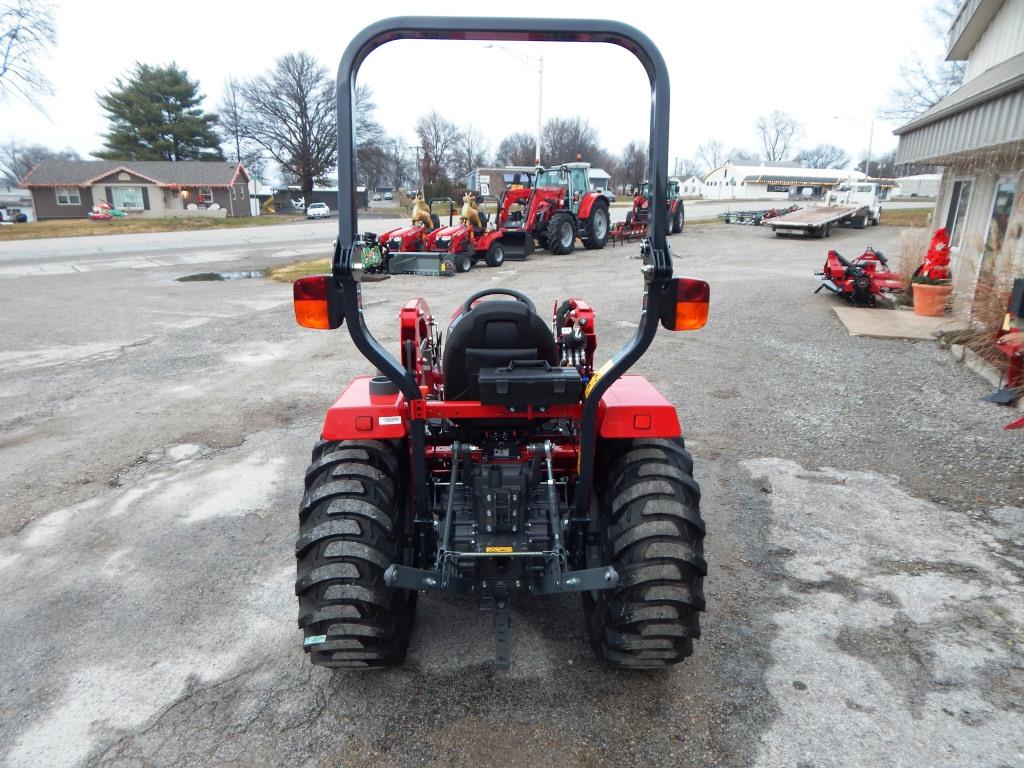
577,192,607,220
596,375,682,438
475,230,504,252
321,376,407,440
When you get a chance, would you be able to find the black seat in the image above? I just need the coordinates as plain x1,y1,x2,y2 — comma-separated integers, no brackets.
442,301,558,401
472,210,489,236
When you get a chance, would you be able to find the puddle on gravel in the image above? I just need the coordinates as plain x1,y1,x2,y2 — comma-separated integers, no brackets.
176,270,266,282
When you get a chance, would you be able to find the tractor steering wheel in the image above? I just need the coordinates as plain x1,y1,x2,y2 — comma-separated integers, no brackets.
461,288,536,314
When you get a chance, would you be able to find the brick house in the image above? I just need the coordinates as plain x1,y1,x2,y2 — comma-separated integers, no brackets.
21,160,251,219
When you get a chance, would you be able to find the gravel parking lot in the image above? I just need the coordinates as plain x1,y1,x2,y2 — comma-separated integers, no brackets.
0,221,1021,767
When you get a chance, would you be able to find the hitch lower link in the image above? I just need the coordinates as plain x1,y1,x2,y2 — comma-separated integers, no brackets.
384,557,619,670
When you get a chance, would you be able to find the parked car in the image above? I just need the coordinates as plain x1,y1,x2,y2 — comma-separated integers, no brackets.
306,202,330,219
383,191,394,201
0,209,28,223
372,193,382,201
597,188,616,203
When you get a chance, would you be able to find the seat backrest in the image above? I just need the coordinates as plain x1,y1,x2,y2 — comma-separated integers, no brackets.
442,300,558,401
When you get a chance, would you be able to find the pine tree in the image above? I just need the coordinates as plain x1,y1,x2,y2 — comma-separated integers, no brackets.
96,63,223,161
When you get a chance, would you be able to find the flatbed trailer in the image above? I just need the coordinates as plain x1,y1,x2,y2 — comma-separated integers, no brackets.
770,204,876,238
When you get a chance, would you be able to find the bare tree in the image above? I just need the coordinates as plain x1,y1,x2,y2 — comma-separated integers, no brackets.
856,149,899,178
415,110,462,186
756,111,802,162
218,76,265,178
794,143,850,169
880,53,965,122
881,0,965,122
618,140,647,186
239,52,336,198
354,84,388,181
695,139,725,172
541,117,603,166
674,157,704,179
452,124,490,179
728,147,760,164
379,137,410,189
0,0,54,108
495,132,537,167
0,140,77,184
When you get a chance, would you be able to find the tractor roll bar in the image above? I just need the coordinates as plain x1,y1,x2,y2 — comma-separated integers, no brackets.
334,17,674,519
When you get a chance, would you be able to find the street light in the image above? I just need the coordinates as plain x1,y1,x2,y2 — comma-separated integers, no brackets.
485,44,544,165
833,115,875,179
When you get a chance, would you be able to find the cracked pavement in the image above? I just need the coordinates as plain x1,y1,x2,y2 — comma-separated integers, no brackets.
0,221,1022,767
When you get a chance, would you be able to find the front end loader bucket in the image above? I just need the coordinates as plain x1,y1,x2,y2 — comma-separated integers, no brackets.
388,251,453,276
495,230,534,260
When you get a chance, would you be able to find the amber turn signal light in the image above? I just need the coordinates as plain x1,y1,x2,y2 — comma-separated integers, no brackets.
660,277,710,331
293,275,345,330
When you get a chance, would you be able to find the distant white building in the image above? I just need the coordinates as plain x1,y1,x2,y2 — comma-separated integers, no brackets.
894,173,942,198
588,167,612,192
0,185,35,222
673,175,703,197
702,163,867,201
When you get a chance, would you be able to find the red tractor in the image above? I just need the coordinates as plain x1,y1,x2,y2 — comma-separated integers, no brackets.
497,162,611,256
292,16,709,670
427,194,509,272
815,247,902,306
610,179,685,243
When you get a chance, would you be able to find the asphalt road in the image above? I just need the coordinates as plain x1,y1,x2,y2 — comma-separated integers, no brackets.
0,200,932,276
0,220,1021,767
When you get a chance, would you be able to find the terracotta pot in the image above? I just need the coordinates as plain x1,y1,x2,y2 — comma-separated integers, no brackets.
912,282,953,316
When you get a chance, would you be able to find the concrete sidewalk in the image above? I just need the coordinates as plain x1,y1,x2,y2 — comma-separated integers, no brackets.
832,305,964,340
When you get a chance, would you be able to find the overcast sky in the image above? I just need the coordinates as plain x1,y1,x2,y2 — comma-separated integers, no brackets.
1,0,945,173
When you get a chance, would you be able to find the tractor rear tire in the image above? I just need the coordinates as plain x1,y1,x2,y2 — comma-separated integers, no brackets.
583,201,609,250
296,439,416,669
546,212,576,255
672,205,684,234
584,438,706,669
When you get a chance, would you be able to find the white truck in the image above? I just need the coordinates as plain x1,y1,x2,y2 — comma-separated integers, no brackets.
770,182,882,238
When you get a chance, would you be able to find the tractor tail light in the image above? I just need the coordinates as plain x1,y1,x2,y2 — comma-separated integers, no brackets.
660,277,710,331
293,275,345,330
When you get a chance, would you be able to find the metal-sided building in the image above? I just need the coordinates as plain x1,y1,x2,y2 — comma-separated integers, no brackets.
894,0,1024,312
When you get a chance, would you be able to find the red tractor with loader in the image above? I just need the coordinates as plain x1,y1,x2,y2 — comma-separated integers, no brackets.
611,179,685,243
496,162,612,257
292,17,709,670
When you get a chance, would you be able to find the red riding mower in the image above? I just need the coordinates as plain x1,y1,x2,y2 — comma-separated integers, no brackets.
292,16,709,670
427,194,509,272
375,197,457,276
815,247,902,306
